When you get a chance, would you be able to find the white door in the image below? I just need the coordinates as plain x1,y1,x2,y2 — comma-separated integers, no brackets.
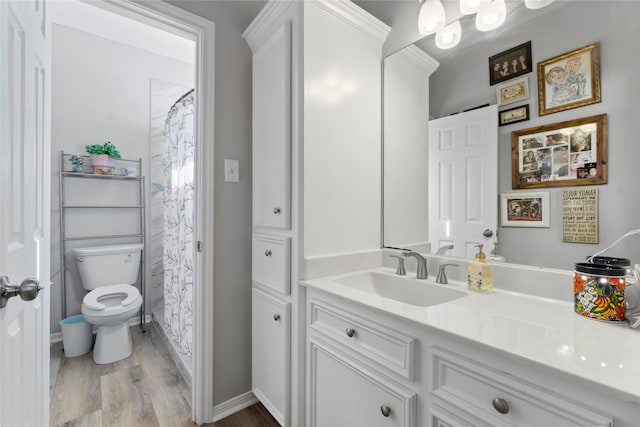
428,105,498,259
0,0,50,425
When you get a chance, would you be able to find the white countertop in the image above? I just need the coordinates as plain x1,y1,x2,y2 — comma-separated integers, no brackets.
301,267,640,400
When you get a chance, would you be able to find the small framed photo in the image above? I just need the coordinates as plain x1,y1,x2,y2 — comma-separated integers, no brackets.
499,104,529,127
537,42,601,115
500,192,550,228
511,114,607,189
496,76,529,106
489,41,532,86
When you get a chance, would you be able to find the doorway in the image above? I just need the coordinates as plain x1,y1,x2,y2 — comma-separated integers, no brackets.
47,0,215,423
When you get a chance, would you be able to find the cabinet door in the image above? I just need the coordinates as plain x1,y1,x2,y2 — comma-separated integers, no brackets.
309,339,416,427
252,21,291,229
252,288,290,425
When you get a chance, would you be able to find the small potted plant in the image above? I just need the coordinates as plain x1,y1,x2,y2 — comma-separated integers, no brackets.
69,155,83,172
85,142,121,175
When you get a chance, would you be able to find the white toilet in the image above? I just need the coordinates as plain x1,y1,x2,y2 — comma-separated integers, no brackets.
74,243,143,364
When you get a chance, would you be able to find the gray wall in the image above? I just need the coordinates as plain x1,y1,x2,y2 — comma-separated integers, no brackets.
50,24,194,333
167,0,263,407
430,2,640,270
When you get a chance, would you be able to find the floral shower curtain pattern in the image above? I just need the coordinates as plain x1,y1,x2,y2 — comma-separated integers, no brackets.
163,89,195,358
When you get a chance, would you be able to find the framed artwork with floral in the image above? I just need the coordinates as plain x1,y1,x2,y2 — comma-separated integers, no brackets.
511,114,607,189
500,191,550,228
537,42,601,115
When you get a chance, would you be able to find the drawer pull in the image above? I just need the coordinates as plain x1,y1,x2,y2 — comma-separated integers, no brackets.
345,328,356,338
380,405,391,417
492,398,509,415
264,249,272,257
273,313,280,322
273,206,281,214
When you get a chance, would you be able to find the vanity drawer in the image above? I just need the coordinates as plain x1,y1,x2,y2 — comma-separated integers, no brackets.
309,297,415,379
252,234,290,294
430,347,614,427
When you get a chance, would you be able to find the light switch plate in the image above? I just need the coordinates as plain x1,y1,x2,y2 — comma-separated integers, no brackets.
224,159,239,183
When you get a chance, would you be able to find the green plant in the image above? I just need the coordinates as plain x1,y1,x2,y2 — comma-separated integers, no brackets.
85,142,121,159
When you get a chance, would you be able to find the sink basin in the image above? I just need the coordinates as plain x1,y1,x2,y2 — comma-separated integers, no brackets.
335,271,467,307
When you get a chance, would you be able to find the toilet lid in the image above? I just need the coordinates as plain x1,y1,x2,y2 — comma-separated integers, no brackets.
83,284,141,311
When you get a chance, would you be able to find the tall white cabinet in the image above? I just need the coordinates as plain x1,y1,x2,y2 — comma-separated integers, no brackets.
244,1,389,425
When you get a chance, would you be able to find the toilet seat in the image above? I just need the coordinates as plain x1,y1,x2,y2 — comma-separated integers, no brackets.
83,284,141,311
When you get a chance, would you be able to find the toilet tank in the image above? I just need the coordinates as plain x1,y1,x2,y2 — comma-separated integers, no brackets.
74,243,143,290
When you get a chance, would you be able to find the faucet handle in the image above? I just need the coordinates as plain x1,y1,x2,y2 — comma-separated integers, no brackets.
436,263,459,284
390,255,406,276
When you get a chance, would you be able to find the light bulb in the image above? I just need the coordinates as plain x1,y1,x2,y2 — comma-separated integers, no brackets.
435,20,462,50
525,0,554,10
476,0,506,32
418,0,446,36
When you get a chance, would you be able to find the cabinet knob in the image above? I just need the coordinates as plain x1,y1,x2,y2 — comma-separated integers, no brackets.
345,328,355,338
273,206,281,214
264,249,272,257
273,313,280,322
380,405,391,417
492,398,509,414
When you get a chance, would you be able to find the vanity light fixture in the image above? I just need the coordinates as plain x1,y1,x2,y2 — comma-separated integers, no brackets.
459,0,483,15
418,0,446,36
524,0,554,10
476,0,507,32
435,20,462,49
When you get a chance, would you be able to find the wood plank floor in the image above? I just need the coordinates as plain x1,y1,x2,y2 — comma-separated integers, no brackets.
50,324,278,427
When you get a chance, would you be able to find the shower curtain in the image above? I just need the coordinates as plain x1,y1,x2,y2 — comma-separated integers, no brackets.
163,89,195,358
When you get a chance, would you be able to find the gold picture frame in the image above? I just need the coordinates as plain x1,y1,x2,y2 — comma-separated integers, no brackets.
537,42,601,116
511,114,607,189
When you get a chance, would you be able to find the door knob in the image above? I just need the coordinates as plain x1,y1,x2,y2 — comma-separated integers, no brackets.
1,276,43,308
483,229,494,238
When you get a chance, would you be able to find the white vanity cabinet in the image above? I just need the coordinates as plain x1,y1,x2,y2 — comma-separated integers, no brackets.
252,286,290,425
251,21,291,230
306,291,419,426
309,339,416,427
245,1,390,424
303,286,636,427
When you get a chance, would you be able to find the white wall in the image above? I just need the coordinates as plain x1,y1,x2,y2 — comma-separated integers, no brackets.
383,45,437,249
50,24,194,332
430,2,640,270
303,2,385,259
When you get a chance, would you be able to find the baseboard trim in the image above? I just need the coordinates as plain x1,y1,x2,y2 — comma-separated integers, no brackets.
211,391,258,422
49,314,152,344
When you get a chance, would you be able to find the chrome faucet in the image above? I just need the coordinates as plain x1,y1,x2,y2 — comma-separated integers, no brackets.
435,245,454,256
402,251,428,279
435,263,459,284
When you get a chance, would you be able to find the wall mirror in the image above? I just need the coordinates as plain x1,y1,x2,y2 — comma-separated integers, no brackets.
382,1,640,271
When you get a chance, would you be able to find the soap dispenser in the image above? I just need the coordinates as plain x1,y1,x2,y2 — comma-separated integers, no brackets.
487,242,506,262
468,244,494,293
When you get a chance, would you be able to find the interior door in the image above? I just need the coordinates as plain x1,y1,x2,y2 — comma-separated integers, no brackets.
428,105,498,258
0,0,50,425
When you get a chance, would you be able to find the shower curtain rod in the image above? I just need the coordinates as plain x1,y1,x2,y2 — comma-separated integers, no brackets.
168,88,195,112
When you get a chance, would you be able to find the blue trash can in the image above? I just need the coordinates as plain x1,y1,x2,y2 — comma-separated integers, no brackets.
59,315,93,357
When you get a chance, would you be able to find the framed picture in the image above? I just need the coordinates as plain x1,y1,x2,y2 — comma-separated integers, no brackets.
511,114,607,189
500,192,550,228
499,104,529,126
496,76,529,106
537,42,601,115
489,41,532,86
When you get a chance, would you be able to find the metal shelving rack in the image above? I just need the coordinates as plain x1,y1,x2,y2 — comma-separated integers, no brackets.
59,151,146,326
